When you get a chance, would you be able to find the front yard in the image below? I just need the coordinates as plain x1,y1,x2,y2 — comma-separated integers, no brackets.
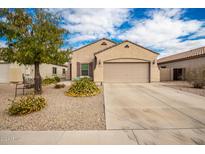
162,81,205,97
0,83,106,130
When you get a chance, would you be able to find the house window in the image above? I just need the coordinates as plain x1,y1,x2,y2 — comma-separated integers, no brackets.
62,68,66,74
52,67,57,75
81,64,89,76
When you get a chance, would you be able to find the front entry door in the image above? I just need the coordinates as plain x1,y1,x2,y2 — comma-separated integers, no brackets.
173,68,185,80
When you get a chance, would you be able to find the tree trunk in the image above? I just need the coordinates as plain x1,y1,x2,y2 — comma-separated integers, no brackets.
34,62,42,94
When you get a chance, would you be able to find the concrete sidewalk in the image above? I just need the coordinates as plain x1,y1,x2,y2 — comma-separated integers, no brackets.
0,130,137,145
1,129,205,144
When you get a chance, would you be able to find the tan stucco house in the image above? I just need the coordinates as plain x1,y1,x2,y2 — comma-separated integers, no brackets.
158,46,205,81
69,38,160,83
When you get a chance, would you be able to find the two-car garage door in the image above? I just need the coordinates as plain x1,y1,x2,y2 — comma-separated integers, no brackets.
103,62,150,83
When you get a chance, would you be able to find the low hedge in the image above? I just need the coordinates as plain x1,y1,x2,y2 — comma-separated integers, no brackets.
8,95,47,116
54,76,60,82
65,77,100,97
192,80,204,89
54,83,65,89
42,76,60,85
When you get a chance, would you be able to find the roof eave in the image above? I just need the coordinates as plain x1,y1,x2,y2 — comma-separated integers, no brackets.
72,38,117,53
158,54,205,64
94,40,159,56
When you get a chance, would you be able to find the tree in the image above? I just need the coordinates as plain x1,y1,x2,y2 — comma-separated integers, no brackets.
0,8,70,94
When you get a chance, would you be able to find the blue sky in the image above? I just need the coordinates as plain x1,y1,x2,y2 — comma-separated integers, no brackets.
1,8,205,57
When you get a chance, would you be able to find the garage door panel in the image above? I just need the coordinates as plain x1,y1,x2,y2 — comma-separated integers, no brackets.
104,62,149,83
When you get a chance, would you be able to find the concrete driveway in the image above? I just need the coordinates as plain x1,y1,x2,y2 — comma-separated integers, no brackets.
1,83,205,145
104,83,205,144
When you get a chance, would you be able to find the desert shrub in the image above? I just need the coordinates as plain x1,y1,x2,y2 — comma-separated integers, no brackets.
54,76,60,82
54,83,65,89
192,80,204,89
186,67,205,89
42,77,56,85
65,77,100,97
73,76,91,81
8,95,46,116
42,76,60,85
186,67,205,82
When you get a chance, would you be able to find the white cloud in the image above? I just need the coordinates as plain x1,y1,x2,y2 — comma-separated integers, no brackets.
118,9,205,58
68,34,97,43
157,39,205,58
64,9,129,33
0,40,7,48
49,8,205,56
188,27,205,39
55,8,130,44
147,8,183,19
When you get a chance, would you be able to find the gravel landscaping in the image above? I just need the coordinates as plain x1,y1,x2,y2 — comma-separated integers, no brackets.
162,81,205,97
0,83,106,130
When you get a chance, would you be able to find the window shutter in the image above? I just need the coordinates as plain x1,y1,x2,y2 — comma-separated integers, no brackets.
89,62,93,78
67,63,72,80
77,62,80,77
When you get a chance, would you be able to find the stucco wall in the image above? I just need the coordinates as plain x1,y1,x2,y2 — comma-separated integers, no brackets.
71,39,116,80
160,68,171,81
20,64,67,79
0,63,67,83
158,56,205,81
40,64,67,79
94,41,160,82
0,63,34,83
0,63,10,83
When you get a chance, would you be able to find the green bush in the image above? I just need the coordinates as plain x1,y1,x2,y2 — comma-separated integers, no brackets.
54,76,60,82
8,95,46,116
54,83,65,89
65,77,100,97
42,76,60,85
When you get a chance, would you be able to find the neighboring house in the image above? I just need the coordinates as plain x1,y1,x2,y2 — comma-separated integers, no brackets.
69,38,160,83
0,61,68,83
158,46,205,81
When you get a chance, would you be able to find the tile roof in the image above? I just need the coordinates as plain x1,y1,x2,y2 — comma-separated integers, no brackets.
158,46,205,64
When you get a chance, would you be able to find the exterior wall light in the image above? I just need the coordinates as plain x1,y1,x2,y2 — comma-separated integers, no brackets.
98,60,101,65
